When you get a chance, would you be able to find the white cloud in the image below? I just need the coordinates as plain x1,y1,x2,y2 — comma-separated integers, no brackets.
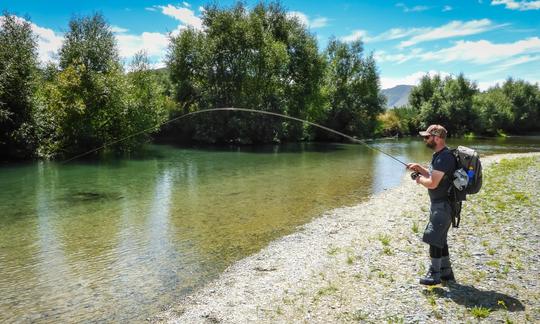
145,7,157,12
419,37,540,63
443,5,453,12
491,0,540,11
116,32,169,62
380,70,451,89
476,80,506,91
396,3,430,12
0,16,65,63
375,37,540,84
345,19,500,45
341,30,369,42
311,17,329,28
349,27,424,43
111,25,129,33
182,1,191,8
32,23,64,63
287,11,329,29
1,15,170,67
158,4,203,30
399,19,502,48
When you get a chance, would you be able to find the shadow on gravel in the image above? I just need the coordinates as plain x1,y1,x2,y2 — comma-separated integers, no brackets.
428,283,525,312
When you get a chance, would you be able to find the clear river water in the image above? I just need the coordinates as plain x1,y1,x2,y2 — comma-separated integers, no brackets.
1,136,539,322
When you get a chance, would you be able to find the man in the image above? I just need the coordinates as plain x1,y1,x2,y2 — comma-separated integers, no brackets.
406,124,456,285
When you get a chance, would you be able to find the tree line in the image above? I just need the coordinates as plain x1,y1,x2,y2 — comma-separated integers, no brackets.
1,3,539,162
0,3,384,161
378,74,540,137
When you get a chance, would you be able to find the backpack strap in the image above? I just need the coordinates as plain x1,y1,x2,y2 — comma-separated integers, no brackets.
448,187,462,228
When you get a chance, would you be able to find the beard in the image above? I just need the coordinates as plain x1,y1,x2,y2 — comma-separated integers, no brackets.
426,141,436,149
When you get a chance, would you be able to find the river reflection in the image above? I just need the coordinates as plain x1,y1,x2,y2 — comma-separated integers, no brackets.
1,138,539,322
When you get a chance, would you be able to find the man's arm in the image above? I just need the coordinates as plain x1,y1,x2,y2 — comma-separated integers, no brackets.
415,169,444,189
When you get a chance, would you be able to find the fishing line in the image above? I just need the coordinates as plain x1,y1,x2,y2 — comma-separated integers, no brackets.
61,107,408,166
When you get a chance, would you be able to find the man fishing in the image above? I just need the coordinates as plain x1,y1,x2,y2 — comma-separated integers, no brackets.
406,124,457,285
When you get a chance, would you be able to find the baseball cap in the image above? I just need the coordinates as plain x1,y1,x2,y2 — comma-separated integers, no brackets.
419,124,447,139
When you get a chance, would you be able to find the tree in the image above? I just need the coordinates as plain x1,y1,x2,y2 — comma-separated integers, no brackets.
35,13,153,158
124,51,168,147
166,2,325,144
0,13,38,160
474,87,513,135
501,78,540,133
315,39,385,140
409,74,479,136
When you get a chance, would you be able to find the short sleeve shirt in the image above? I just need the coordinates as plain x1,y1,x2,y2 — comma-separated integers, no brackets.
428,147,456,202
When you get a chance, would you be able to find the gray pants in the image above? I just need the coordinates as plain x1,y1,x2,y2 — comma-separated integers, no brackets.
422,201,452,248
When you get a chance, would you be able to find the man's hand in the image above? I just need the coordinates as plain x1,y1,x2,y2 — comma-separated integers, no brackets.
415,174,423,184
406,163,421,172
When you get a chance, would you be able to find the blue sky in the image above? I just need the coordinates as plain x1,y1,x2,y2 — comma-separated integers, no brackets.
2,0,539,90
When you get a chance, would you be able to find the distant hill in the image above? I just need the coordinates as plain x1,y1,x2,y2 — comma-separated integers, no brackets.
381,85,413,108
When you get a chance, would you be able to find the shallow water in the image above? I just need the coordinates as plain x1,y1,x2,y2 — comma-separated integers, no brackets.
1,137,539,322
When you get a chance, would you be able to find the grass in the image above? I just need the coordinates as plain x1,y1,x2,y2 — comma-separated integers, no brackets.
386,315,404,323
340,310,369,321
470,306,491,319
486,260,500,268
383,246,393,255
512,191,530,203
346,253,355,265
327,246,340,256
472,270,487,282
378,234,391,246
315,283,339,300
412,221,419,233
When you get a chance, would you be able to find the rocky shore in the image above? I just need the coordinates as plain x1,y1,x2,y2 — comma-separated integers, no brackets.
152,152,540,323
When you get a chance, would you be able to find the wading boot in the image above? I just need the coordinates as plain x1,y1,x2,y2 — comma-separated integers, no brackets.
441,256,455,281
419,258,441,286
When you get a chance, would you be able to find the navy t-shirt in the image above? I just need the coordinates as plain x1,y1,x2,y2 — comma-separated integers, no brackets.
428,147,456,202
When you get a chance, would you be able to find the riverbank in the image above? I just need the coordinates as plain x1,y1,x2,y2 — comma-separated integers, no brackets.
152,152,540,323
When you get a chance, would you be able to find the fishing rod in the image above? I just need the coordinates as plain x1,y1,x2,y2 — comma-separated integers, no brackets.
62,107,408,166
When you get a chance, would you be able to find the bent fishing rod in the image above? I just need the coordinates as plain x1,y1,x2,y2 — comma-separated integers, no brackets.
62,107,408,166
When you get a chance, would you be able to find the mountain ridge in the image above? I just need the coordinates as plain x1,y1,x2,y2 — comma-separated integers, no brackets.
381,84,413,108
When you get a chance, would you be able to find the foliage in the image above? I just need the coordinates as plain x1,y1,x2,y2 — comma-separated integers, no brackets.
500,79,539,133
314,39,385,140
402,73,539,136
474,87,513,135
408,73,479,136
0,12,38,160
124,52,169,147
34,14,167,158
166,2,329,144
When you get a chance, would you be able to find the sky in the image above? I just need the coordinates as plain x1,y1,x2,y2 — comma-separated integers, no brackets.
2,0,540,90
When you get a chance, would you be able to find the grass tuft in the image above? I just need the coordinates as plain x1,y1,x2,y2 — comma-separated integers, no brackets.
470,306,490,318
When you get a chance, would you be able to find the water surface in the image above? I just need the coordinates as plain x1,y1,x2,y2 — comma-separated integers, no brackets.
1,137,539,322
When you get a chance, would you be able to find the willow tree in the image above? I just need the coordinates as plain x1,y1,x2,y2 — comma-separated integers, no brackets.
409,74,479,136
315,39,385,140
166,2,324,144
35,14,166,158
0,13,38,160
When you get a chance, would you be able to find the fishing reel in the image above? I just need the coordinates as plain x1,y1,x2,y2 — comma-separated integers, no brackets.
410,171,420,180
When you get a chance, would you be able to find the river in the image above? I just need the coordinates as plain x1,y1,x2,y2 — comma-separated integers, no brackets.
1,136,539,322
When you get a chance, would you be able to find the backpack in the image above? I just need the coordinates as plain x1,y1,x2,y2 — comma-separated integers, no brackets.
448,145,483,227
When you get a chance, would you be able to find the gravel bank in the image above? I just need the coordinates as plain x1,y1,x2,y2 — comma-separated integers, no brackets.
152,152,540,323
